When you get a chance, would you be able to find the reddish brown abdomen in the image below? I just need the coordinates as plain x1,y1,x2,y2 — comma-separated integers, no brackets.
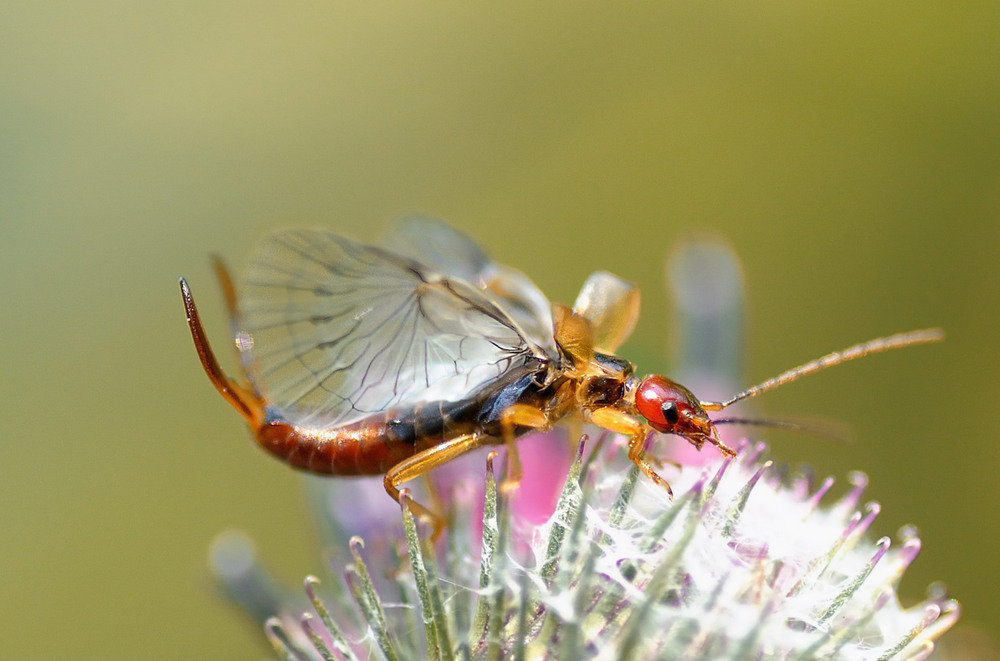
254,415,418,476
249,368,541,476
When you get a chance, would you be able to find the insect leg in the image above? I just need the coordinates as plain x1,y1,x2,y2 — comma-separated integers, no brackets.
384,433,491,540
179,279,263,427
499,404,551,493
589,407,674,498
566,415,584,451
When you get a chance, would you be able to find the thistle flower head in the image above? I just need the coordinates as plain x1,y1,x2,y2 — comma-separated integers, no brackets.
210,435,958,659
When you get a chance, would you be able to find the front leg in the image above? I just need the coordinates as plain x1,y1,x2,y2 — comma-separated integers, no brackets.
588,407,674,499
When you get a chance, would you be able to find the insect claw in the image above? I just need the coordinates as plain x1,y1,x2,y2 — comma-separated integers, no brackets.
396,488,447,541
630,455,675,500
650,471,674,500
499,475,521,495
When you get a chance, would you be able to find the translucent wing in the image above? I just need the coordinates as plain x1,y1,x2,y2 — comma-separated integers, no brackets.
571,271,640,353
380,216,492,284
238,227,556,430
381,216,556,350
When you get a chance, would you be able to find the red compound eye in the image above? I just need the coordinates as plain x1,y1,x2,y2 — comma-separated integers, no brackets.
635,375,692,433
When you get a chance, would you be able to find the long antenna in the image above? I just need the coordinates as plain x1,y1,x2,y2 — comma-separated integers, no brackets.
712,416,852,444
700,328,944,411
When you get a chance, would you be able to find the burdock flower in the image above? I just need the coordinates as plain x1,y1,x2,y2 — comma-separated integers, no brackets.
208,238,958,659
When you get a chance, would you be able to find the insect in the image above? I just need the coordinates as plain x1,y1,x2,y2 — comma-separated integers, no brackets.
180,218,943,535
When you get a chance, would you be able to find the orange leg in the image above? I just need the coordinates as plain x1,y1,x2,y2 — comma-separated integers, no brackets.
384,434,492,540
589,407,673,498
499,403,552,493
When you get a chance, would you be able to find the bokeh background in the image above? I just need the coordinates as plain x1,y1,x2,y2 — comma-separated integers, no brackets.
2,3,997,658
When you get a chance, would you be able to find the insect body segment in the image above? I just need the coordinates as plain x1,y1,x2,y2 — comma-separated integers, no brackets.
180,218,943,537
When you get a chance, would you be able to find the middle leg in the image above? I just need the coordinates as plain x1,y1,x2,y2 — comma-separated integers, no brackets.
498,403,551,493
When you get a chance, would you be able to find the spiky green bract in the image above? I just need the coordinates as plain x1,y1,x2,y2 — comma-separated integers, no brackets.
212,440,958,660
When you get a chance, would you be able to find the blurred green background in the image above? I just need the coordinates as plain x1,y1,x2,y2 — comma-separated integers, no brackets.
2,3,997,658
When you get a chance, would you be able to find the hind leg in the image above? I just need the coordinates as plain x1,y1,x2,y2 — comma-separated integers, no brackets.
384,434,491,540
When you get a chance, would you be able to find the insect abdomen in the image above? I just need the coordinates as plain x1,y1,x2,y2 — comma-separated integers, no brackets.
254,415,419,476
253,400,486,476
251,365,546,476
